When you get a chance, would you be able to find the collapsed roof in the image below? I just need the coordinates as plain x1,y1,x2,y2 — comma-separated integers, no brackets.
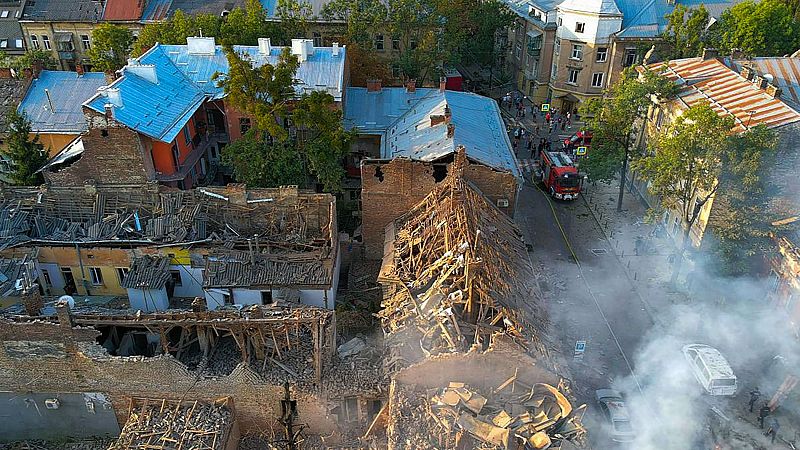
377,151,548,370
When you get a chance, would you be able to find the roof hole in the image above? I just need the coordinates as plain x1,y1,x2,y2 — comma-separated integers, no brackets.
432,164,447,183
374,166,384,182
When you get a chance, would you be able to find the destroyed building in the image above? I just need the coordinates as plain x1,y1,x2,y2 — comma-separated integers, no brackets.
0,183,340,310
346,85,523,259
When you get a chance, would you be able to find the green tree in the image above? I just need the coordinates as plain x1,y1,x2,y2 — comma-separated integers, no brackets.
88,23,134,72
321,0,387,46
633,103,735,282
661,4,710,59
461,0,514,89
221,130,306,187
708,125,779,275
134,10,222,56
7,50,58,72
716,0,800,57
275,0,314,39
2,110,47,185
219,0,283,46
579,67,676,210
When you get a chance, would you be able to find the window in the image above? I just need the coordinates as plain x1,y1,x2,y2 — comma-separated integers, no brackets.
59,39,74,52
558,17,562,26
591,72,604,88
391,64,401,78
15,39,22,48
42,35,51,50
312,31,322,47
575,22,585,33
81,34,90,50
515,42,522,59
0,10,8,18
89,267,103,285
551,62,557,78
570,44,583,60
239,117,251,134
624,48,638,66
554,37,560,55
170,270,182,286
410,38,417,50
31,35,39,49
596,47,607,62
260,290,273,305
0,40,7,49
374,34,384,51
116,267,129,284
182,125,191,147
392,36,400,51
41,269,52,287
567,68,579,85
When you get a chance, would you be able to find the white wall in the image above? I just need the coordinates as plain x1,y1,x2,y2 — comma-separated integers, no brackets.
204,288,228,311
556,11,622,44
37,262,65,295
170,265,205,298
127,287,169,312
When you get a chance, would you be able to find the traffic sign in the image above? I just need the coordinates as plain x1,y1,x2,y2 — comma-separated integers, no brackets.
574,340,586,360
576,146,587,156
541,103,550,112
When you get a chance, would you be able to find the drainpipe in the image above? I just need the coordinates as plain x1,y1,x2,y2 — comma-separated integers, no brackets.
74,243,91,296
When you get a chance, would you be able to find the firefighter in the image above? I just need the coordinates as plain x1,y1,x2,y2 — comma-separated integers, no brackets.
758,402,771,428
764,417,780,443
748,387,761,412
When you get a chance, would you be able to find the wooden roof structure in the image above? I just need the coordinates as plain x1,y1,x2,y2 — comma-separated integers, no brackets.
121,255,171,290
377,150,548,370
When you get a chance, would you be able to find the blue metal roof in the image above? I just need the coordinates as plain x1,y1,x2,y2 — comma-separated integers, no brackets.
159,43,347,101
616,0,742,38
84,46,207,143
19,71,107,134
345,87,521,177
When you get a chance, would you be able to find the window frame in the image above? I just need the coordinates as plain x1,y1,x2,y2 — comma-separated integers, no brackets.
591,72,604,88
239,117,251,134
575,22,585,33
81,34,90,50
41,269,52,287
89,267,104,286
374,34,384,51
116,267,129,284
30,35,39,49
42,35,51,50
312,31,322,47
570,43,583,60
596,47,608,63
567,68,579,85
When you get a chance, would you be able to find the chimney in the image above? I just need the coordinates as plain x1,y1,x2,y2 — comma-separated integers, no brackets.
444,104,451,122
332,42,340,57
104,104,114,119
31,60,43,78
76,64,85,76
258,38,271,55
366,79,381,92
104,70,118,84
430,114,446,127
740,66,753,80
406,79,416,93
21,286,43,316
105,87,123,107
447,123,455,138
291,38,314,62
439,76,447,92
766,84,782,99
753,75,767,89
701,48,719,60
0,67,12,79
125,63,158,84
187,36,216,55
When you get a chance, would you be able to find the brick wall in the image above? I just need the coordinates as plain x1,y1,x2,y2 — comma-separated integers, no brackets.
361,158,518,259
0,319,337,436
44,109,153,187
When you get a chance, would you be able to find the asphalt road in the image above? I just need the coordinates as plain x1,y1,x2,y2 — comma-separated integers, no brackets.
516,182,656,448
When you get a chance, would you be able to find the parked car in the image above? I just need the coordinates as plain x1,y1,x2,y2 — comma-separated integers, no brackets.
595,389,635,443
682,344,737,396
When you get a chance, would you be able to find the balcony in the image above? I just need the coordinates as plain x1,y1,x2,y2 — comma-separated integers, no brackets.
58,50,75,60
156,131,228,183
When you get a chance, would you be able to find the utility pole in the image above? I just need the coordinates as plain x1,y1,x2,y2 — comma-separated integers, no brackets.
280,382,299,450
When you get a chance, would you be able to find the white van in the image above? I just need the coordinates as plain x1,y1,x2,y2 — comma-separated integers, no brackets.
682,344,737,396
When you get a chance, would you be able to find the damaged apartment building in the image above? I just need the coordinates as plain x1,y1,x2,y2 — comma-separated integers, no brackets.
371,153,586,449
344,80,523,259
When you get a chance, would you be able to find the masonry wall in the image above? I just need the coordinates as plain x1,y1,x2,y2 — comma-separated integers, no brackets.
361,158,519,259
0,319,337,436
44,109,153,187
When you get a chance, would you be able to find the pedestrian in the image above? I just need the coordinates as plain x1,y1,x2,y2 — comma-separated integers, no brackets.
545,112,551,124
521,107,526,118
549,123,554,134
759,402,771,429
527,138,533,155
514,128,520,140
748,387,761,412
561,120,566,131
764,417,780,443
566,111,571,124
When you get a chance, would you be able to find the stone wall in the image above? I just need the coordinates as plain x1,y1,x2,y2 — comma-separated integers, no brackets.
0,318,337,436
360,157,518,259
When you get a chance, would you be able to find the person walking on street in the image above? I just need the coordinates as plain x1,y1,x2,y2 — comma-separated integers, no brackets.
545,112,551,124
527,138,533,156
759,402,771,428
764,417,780,443
749,387,761,412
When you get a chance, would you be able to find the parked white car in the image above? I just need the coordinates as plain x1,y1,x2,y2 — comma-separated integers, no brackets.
595,389,635,443
682,344,737,396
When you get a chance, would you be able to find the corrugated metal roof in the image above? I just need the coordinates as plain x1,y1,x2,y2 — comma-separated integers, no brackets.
122,255,171,290
21,0,104,21
616,0,742,39
84,46,207,143
647,57,800,133
345,87,521,177
726,57,800,112
559,0,621,15
141,0,246,21
19,70,106,134
160,42,347,101
103,0,145,20
141,0,172,21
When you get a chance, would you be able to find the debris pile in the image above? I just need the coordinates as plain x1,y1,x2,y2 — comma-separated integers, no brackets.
109,398,234,450
389,376,586,450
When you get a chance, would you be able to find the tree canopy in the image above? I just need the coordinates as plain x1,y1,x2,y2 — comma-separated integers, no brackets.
88,23,134,72
661,4,710,59
715,0,800,57
2,110,48,185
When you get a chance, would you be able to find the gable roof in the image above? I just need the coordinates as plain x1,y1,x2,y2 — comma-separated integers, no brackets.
615,0,742,39
725,57,800,112
646,57,800,133
84,45,207,143
121,256,171,290
345,87,521,177
21,0,104,21
18,70,106,134
103,0,146,20
559,0,620,15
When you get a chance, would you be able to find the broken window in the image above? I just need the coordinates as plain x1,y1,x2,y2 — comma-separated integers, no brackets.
239,117,251,134
344,397,359,422
260,290,273,305
432,164,448,183
89,267,103,285
170,270,182,286
116,267,129,284
374,166,384,182
41,269,52,287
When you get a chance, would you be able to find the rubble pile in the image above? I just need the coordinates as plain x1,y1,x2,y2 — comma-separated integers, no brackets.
109,398,234,450
0,439,114,450
389,377,586,450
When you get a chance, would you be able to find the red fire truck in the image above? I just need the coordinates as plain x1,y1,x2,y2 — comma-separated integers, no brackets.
537,150,582,200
